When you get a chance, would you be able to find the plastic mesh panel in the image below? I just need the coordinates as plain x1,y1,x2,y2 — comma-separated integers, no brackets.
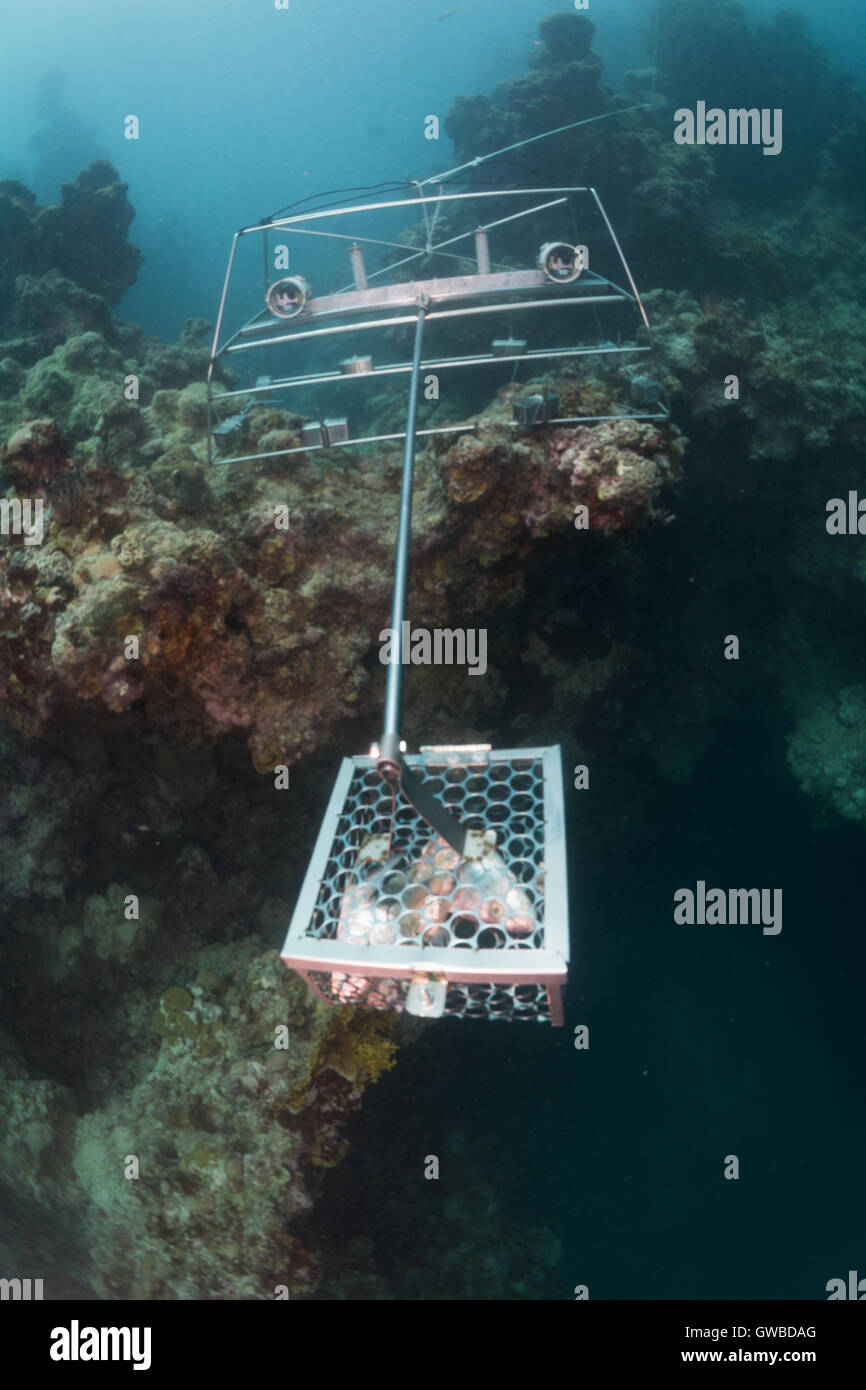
297,752,556,1021
309,755,546,952
308,969,410,1012
444,980,552,1022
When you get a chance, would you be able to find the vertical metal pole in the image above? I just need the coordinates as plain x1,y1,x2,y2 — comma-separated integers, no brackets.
263,229,271,382
380,305,427,765
589,187,672,415
207,231,241,466
589,188,654,345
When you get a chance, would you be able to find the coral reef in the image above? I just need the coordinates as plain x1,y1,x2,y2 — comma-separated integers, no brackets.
531,11,596,69
443,4,865,298
2,0,866,1301
654,2,866,192
0,163,142,337
786,686,866,827
0,344,682,772
443,11,716,291
0,935,403,1298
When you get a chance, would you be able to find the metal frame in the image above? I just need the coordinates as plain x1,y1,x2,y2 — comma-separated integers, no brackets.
280,746,569,1025
206,186,669,465
233,159,666,1024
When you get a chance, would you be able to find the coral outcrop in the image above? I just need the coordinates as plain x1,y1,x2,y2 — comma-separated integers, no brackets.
3,0,866,1301
0,162,142,337
0,937,404,1298
786,686,866,828
0,345,682,772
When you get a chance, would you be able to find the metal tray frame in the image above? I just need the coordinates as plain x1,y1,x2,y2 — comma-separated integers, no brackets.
206,186,669,465
281,746,569,1025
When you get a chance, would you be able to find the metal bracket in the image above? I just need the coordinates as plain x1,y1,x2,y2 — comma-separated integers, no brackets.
377,733,470,856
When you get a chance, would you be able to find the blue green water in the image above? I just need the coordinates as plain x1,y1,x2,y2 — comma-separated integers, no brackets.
1,0,865,1300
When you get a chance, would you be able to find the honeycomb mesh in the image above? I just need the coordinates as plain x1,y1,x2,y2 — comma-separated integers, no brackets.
305,754,552,1021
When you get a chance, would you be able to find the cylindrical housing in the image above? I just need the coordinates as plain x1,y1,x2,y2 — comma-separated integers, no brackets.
474,228,491,275
266,276,311,318
349,243,368,290
537,242,582,283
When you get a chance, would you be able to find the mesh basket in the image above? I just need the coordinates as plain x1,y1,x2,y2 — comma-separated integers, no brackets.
281,745,569,1023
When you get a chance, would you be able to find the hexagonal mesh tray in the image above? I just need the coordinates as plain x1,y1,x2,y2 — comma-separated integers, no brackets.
282,747,568,1023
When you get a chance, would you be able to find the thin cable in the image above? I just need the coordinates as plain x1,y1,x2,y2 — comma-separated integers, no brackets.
414,104,650,189
265,180,410,219
260,180,412,226
257,106,649,232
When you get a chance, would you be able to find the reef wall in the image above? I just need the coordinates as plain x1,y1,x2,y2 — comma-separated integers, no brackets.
2,3,865,1296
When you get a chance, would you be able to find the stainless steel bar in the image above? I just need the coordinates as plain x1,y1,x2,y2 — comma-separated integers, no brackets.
338,261,629,300
426,185,445,245
333,242,519,297
412,179,433,247
210,407,670,466
292,268,546,316
282,936,569,979
334,245,429,292
588,270,636,302
241,188,589,235
207,231,241,464
209,231,241,362
236,267,544,335
212,343,652,402
235,268,557,336
211,423,473,466
589,187,654,343
228,312,420,350
212,321,267,361
425,293,628,323
223,306,273,344
263,229,271,382
272,226,416,252
472,196,569,236
226,292,630,354
431,197,568,255
383,306,427,741
540,746,569,961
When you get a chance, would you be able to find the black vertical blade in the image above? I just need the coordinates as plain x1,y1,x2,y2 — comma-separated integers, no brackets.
398,763,469,857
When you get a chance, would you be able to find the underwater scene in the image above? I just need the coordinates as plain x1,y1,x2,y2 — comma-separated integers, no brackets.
0,0,865,1310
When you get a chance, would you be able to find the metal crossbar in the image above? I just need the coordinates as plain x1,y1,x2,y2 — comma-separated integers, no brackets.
205,188,669,468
